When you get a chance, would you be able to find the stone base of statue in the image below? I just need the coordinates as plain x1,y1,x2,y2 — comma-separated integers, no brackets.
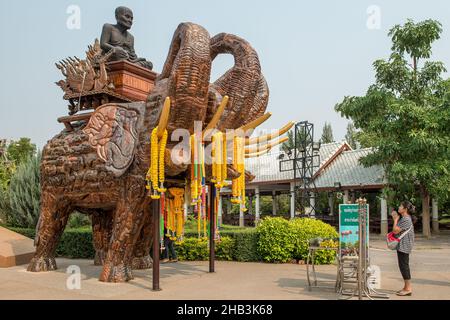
0,226,35,267
107,60,157,101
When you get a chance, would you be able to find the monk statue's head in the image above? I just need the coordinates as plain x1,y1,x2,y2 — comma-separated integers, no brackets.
115,6,133,30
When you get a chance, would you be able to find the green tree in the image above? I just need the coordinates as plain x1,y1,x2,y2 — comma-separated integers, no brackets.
7,138,36,166
320,122,334,144
0,139,16,191
345,122,359,149
281,128,308,156
335,19,450,238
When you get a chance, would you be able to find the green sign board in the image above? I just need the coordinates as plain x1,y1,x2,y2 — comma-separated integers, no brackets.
339,204,369,257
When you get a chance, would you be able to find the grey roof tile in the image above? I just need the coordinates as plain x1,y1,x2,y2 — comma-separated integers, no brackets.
243,142,385,189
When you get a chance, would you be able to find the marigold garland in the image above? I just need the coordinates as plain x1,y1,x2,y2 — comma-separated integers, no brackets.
231,136,246,211
146,126,168,199
165,187,185,241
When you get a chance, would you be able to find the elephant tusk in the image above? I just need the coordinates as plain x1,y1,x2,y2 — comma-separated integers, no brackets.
245,121,294,145
239,112,272,133
244,136,288,154
225,112,273,140
203,95,228,136
157,97,171,139
245,147,272,158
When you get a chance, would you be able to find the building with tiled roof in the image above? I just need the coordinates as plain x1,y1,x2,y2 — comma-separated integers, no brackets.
219,141,390,234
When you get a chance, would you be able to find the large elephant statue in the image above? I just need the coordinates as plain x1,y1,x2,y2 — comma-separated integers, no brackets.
28,22,269,282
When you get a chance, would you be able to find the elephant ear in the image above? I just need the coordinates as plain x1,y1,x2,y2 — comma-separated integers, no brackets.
83,102,145,177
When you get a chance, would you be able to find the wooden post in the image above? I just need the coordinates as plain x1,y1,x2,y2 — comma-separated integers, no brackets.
328,192,334,216
343,190,349,204
380,197,388,235
218,194,223,226
272,190,277,215
209,183,215,273
152,198,161,291
239,202,245,227
290,182,295,219
255,186,260,225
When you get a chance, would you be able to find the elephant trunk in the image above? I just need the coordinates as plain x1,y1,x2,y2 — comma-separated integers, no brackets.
149,23,212,135
208,33,269,132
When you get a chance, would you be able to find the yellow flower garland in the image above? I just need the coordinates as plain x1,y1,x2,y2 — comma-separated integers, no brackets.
146,126,168,199
168,187,185,240
231,136,246,210
212,132,227,189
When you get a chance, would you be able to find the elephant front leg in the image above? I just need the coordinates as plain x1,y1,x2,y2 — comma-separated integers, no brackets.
131,205,153,270
28,192,71,272
99,176,147,282
92,210,113,266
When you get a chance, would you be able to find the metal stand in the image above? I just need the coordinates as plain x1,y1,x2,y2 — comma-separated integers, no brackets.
152,198,161,291
338,199,388,299
209,183,215,273
306,246,339,291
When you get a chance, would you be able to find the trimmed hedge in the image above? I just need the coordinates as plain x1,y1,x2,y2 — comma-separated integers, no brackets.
227,230,260,262
10,217,338,264
10,226,95,259
10,226,260,262
175,236,235,261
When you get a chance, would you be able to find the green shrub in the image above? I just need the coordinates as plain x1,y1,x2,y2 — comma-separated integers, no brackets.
315,239,339,265
9,227,36,239
4,154,41,228
175,238,208,261
67,212,91,228
175,236,235,261
56,227,95,258
0,187,10,225
256,217,295,263
215,236,234,261
290,218,338,264
226,230,260,262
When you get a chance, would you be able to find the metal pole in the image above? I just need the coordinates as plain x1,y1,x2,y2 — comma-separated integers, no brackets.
209,183,215,272
357,199,363,300
152,198,161,291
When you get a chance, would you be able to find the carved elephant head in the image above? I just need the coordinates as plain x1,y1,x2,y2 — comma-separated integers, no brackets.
84,22,271,178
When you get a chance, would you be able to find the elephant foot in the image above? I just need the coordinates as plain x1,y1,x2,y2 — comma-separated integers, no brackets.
99,262,134,282
27,256,57,272
131,255,153,270
94,250,106,266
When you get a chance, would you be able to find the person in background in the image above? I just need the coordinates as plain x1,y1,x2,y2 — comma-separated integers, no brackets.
391,201,415,296
161,227,178,263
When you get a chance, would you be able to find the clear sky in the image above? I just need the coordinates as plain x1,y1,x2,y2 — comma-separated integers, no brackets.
1,0,450,148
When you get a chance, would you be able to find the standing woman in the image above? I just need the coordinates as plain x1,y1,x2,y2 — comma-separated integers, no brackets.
391,201,415,296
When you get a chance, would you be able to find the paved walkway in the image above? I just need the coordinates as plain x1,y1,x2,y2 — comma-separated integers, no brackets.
1,238,449,300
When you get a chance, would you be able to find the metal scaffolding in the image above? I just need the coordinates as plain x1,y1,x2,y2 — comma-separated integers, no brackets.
279,121,320,216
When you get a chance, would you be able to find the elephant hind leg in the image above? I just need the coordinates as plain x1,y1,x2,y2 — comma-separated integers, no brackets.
99,182,147,282
28,192,72,272
92,210,113,266
99,200,137,282
131,204,153,270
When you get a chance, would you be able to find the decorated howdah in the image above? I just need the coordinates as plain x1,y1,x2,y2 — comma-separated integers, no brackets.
29,6,291,282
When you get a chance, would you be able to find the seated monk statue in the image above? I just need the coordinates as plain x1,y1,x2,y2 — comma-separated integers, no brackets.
100,6,153,70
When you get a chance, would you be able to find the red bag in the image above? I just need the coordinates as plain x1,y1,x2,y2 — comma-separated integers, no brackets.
386,232,400,250
386,227,412,250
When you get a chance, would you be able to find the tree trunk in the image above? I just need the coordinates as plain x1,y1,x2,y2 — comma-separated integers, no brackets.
420,185,431,239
